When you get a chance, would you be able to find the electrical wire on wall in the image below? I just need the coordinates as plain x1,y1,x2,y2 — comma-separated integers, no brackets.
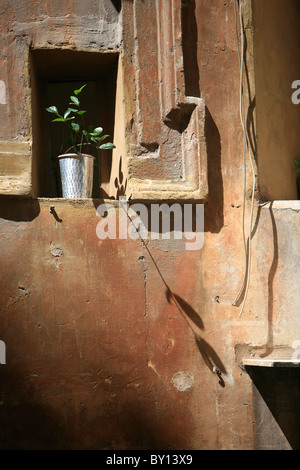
232,0,257,317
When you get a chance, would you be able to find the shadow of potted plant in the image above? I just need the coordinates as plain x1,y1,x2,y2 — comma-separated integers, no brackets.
46,84,115,198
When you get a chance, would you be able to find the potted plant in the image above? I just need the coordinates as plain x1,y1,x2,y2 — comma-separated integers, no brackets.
295,157,300,199
46,84,115,198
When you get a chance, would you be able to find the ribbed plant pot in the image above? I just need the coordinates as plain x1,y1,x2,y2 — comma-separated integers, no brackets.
58,153,95,198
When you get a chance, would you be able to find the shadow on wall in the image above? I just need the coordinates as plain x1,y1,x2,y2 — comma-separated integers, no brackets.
259,203,278,358
166,288,227,387
0,368,69,450
0,367,179,450
107,108,223,237
100,154,127,200
234,203,278,355
111,0,121,14
139,233,227,386
89,399,193,450
109,189,228,385
204,106,224,234
113,156,127,200
242,13,257,175
246,366,300,450
0,199,40,222
232,204,262,309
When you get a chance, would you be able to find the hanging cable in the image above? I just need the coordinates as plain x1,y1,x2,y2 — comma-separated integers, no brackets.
232,0,247,305
232,0,257,316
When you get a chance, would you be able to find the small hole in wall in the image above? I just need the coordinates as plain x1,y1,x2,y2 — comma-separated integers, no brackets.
30,49,119,198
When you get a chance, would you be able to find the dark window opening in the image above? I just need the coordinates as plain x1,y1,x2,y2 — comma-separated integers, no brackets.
30,49,118,198
181,0,200,98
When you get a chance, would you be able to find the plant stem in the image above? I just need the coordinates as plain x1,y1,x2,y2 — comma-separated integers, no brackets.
64,142,92,154
59,126,65,154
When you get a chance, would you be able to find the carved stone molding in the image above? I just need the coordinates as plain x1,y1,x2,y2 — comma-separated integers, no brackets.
123,0,208,201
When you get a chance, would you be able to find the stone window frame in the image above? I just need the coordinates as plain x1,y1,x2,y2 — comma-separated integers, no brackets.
122,0,208,202
0,0,208,202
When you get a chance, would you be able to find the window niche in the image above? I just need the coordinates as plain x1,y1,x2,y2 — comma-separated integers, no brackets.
30,48,119,198
251,0,300,201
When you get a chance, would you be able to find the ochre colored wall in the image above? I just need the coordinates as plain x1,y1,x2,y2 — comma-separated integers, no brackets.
0,0,300,450
0,198,255,450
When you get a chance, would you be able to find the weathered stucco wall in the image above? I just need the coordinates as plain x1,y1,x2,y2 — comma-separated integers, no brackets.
0,198,254,450
0,0,299,450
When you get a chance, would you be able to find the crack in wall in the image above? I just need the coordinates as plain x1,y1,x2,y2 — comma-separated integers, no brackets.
138,246,154,374
138,252,148,319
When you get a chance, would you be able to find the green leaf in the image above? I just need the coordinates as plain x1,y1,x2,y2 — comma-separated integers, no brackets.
71,122,80,132
77,110,86,115
69,96,80,106
95,134,109,142
99,143,116,150
85,134,93,144
46,106,59,114
74,84,86,95
52,117,65,122
64,109,72,119
89,128,104,138
68,107,79,114
93,127,103,135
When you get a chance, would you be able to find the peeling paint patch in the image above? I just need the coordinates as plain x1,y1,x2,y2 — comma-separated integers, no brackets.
0,80,6,104
49,242,64,268
148,361,161,379
171,371,194,392
50,243,63,258
224,374,235,386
